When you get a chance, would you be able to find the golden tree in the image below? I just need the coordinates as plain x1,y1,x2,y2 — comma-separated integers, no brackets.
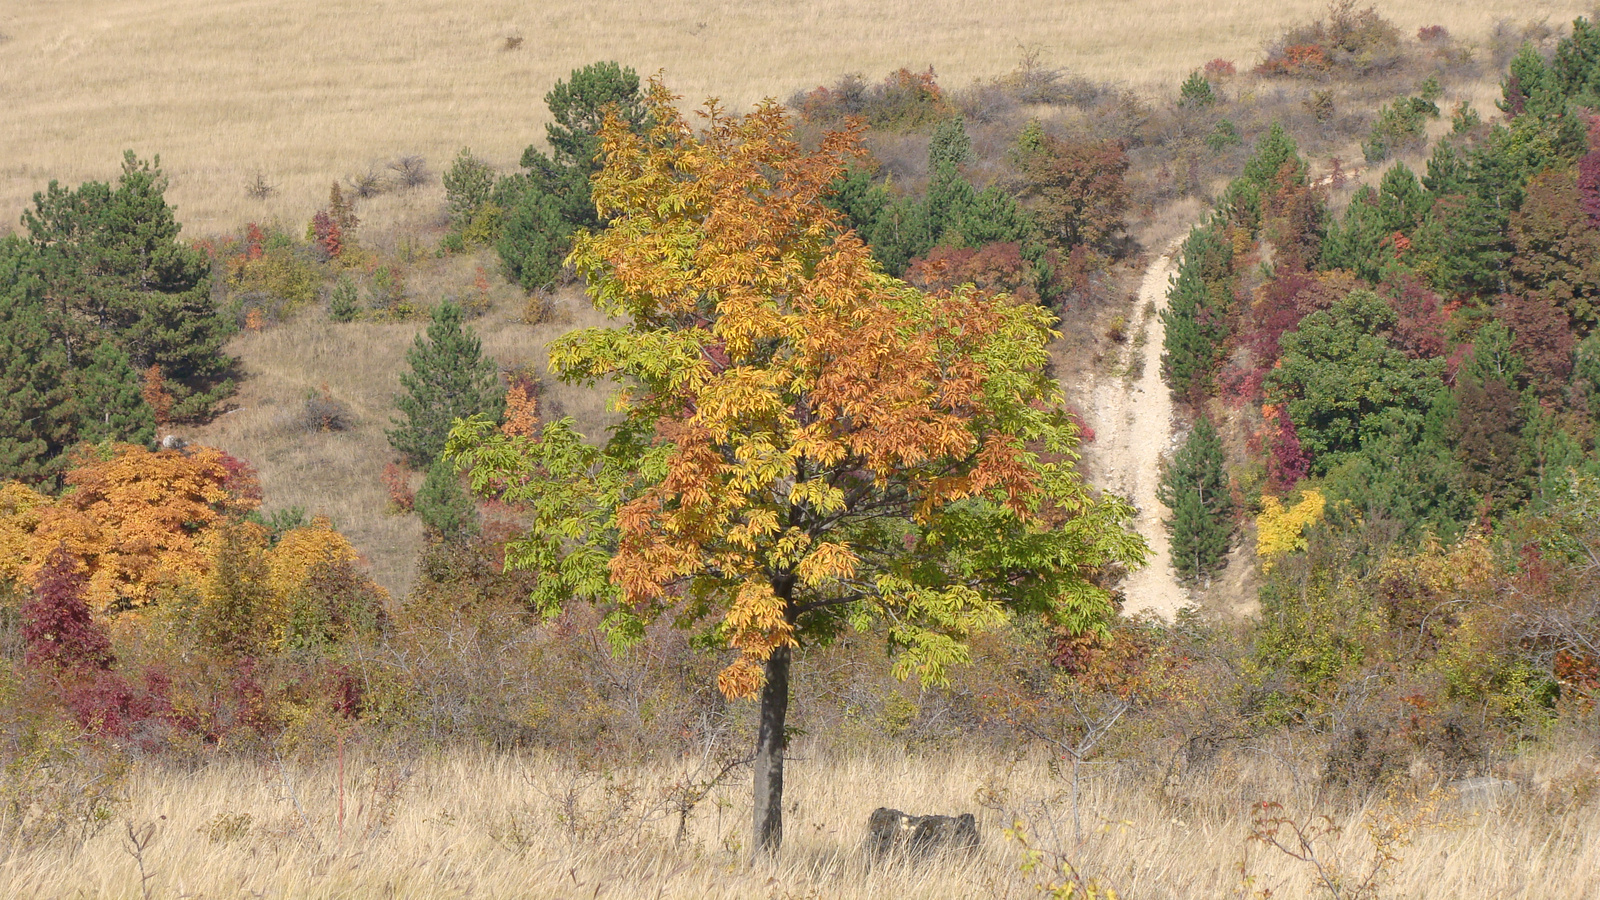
450,81,1145,853
25,444,260,611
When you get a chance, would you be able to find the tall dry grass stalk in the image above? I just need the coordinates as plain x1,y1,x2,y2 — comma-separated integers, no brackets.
4,740,1595,898
0,0,1592,234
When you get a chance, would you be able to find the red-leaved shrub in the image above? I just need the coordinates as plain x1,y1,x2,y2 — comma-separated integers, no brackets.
22,546,113,674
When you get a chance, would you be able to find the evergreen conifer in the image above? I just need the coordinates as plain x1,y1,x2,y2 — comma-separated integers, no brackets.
0,238,75,482
414,456,479,540
387,301,505,468
1157,417,1233,580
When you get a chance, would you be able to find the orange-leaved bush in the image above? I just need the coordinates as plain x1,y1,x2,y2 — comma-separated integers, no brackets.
449,79,1146,854
24,444,261,611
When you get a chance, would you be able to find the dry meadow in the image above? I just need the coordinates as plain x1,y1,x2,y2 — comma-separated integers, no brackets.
0,0,1593,234
5,741,1596,899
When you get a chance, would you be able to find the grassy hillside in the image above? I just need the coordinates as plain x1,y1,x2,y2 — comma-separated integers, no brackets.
0,0,1591,234
187,249,611,596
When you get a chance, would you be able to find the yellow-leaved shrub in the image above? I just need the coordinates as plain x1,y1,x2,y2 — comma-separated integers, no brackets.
1255,489,1325,571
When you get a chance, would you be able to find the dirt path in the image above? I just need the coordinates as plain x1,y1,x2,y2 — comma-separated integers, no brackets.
1082,248,1188,619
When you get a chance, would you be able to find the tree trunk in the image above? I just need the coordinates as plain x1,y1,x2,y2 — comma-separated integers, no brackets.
752,643,792,855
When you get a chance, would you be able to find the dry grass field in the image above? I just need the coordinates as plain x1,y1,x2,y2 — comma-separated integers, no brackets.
5,741,1596,899
0,0,1593,235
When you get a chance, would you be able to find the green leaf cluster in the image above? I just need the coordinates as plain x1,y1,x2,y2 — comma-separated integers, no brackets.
1267,290,1443,472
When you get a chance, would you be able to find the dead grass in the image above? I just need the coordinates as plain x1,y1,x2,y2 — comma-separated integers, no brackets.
185,251,611,596
0,0,1593,235
3,739,1595,898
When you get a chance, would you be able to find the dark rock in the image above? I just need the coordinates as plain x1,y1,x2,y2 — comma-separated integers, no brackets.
865,807,980,860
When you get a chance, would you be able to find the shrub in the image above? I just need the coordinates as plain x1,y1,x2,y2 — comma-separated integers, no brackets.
1256,489,1326,567
328,274,359,322
346,167,386,199
1207,119,1242,153
300,383,355,432
382,461,415,512
227,226,325,308
1363,97,1439,163
282,550,389,651
310,210,343,259
792,67,955,130
1257,43,1331,77
1257,1,1402,76
367,265,407,317
191,518,276,657
1304,90,1336,123
387,154,430,189
22,546,113,674
1178,71,1216,109
1204,58,1237,78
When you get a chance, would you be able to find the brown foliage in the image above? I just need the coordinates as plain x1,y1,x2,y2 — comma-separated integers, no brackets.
1380,274,1448,361
139,365,174,427
1495,293,1576,394
1015,133,1129,254
1451,373,1527,507
1509,167,1600,333
501,368,542,439
904,242,1041,304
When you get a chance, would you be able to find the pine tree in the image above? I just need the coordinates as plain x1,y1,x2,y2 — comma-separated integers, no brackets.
928,116,975,173
22,152,233,419
0,238,76,482
387,301,505,468
72,339,156,446
496,185,572,290
414,455,479,540
540,61,649,176
1160,224,1233,399
1157,417,1234,580
494,63,650,286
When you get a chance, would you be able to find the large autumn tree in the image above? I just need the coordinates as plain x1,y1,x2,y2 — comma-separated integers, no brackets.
451,82,1145,854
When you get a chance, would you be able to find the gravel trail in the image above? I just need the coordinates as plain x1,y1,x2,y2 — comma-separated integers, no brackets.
1083,248,1187,619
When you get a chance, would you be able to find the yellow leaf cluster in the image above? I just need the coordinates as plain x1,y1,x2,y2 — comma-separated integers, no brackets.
266,516,363,602
1256,489,1326,571
717,580,796,698
0,481,49,589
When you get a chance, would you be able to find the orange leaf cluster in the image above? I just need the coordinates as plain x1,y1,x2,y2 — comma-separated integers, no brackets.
6,444,260,612
140,365,174,426
501,374,541,439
